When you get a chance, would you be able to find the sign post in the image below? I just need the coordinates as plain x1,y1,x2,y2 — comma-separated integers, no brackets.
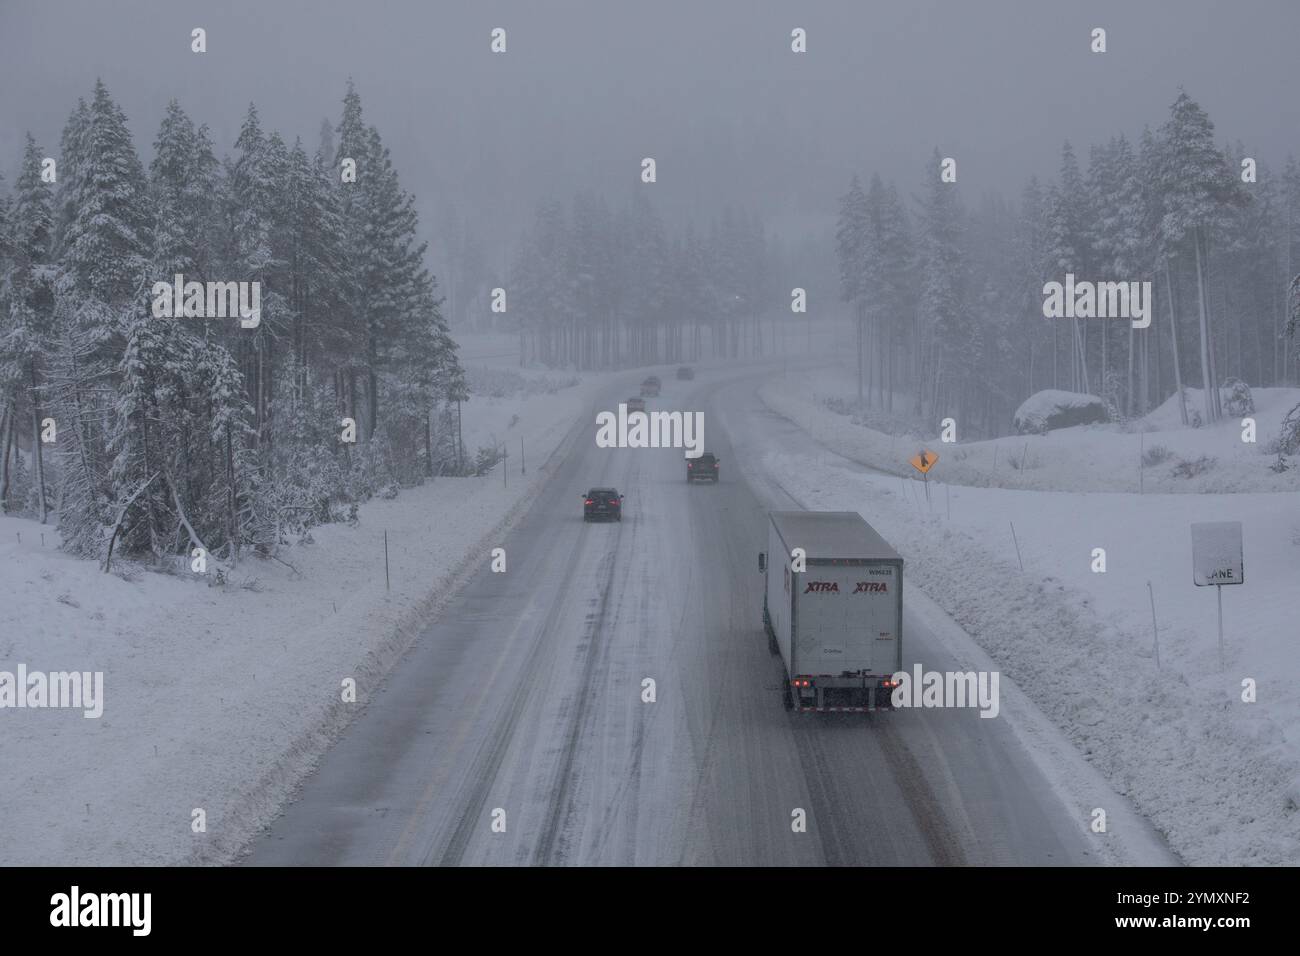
909,450,939,509
1190,522,1244,669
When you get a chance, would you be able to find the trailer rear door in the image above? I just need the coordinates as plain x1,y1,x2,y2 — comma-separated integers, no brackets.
795,563,899,675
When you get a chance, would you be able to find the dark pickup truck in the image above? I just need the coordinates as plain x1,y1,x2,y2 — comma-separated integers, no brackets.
686,452,720,483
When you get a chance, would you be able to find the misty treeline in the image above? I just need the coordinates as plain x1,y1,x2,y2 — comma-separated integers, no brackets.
0,79,465,565
488,192,796,368
837,90,1300,438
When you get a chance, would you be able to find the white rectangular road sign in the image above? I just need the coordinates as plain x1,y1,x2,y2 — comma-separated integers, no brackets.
1191,521,1244,587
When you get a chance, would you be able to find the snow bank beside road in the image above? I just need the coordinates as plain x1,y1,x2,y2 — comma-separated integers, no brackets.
762,368,1300,494
0,373,607,866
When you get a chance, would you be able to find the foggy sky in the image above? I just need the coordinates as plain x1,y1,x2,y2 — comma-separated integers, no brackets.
4,0,1300,258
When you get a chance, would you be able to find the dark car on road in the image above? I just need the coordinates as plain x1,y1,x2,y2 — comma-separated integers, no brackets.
686,452,720,483
676,366,694,381
625,396,646,413
583,488,624,522
640,375,661,397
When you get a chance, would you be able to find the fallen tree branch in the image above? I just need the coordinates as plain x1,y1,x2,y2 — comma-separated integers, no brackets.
102,471,160,573
163,467,212,561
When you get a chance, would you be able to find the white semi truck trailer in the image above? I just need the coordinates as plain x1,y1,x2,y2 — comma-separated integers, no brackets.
759,511,904,713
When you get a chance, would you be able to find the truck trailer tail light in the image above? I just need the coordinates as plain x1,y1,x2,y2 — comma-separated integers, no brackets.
584,499,593,505
792,678,812,688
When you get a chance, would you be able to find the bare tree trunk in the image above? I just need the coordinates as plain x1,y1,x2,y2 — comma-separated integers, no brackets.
1193,226,1217,422
876,317,885,407
1126,322,1135,417
1073,317,1089,395
30,365,47,524
856,301,864,403
424,409,433,478
1052,316,1058,389
1149,316,1159,414
0,401,12,513
225,424,239,566
864,312,873,406
1164,262,1188,425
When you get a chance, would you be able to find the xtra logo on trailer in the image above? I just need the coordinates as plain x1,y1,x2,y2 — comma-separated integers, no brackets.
803,581,839,593
803,581,890,594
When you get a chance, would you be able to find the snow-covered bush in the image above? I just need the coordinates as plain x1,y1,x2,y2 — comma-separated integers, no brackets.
1141,444,1171,468
1275,402,1300,456
1170,455,1216,479
1012,390,1109,435
473,444,504,476
1220,377,1255,417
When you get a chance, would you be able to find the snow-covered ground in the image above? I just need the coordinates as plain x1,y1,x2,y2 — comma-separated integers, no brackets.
0,363,611,866
762,365,1300,494
750,376,1300,865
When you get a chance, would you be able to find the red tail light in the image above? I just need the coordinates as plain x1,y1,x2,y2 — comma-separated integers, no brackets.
687,463,693,468
584,499,593,505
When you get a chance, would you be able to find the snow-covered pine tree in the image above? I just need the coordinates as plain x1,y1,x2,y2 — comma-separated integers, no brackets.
0,165,13,512
1,135,58,520
626,191,669,363
514,199,571,367
1013,177,1049,399
835,175,870,401
873,184,915,413
1138,125,1188,423
1087,135,1149,416
229,107,291,479
52,99,89,252
143,99,262,562
1046,141,1091,393
280,138,348,399
916,148,968,421
51,81,153,556
1158,90,1247,423
358,122,459,457
150,100,220,280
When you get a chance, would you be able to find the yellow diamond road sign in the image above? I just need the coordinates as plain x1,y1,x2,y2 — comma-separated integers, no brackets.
910,450,938,474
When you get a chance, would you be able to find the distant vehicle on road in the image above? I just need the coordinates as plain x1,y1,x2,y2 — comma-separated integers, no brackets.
676,366,695,380
583,488,624,522
759,511,903,713
640,375,661,397
686,452,719,482
626,396,646,413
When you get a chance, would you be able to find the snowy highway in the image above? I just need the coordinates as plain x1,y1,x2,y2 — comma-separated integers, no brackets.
246,369,1173,866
